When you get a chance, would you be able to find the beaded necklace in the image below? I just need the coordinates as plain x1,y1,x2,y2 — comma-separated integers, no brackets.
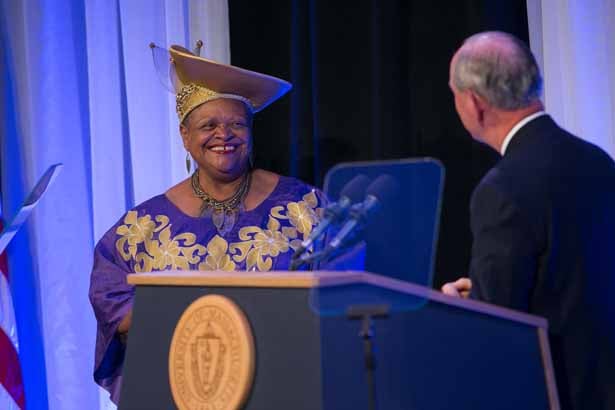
190,169,251,236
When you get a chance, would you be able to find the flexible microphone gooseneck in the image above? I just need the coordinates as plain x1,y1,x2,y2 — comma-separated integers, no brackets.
325,174,399,253
291,174,399,269
289,174,370,270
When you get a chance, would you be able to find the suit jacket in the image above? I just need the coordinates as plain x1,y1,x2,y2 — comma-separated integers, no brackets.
469,115,615,410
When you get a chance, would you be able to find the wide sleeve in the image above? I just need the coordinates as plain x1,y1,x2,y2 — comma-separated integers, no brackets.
88,223,135,402
468,181,540,311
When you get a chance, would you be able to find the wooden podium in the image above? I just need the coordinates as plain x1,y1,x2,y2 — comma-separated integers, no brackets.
119,271,559,410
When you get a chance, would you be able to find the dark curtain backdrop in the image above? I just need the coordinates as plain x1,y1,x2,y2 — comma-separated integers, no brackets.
228,0,529,288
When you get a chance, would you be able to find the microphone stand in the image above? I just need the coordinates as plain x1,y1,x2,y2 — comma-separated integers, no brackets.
347,304,390,410
289,248,326,270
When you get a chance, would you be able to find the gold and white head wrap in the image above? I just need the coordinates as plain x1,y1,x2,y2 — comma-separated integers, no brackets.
151,44,292,123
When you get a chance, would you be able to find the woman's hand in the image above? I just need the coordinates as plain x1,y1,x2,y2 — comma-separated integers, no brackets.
117,309,133,334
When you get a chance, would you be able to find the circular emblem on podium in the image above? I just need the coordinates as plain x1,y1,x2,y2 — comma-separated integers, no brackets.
169,294,255,410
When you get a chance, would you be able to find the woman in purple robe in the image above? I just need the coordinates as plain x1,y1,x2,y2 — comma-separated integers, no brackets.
88,45,325,404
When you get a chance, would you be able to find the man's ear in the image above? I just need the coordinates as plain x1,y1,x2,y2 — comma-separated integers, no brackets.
469,91,487,126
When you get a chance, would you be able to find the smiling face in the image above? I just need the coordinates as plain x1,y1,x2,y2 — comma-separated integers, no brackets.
180,98,253,182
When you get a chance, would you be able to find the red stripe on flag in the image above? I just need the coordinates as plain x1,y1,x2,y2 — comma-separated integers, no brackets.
0,251,8,282
0,329,25,409
0,219,25,408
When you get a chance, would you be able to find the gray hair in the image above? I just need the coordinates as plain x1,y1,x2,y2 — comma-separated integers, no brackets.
452,32,543,110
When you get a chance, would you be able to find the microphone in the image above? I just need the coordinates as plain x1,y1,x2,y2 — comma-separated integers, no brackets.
326,174,399,252
292,174,370,261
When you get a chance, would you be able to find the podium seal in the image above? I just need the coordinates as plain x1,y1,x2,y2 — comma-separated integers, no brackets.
169,294,255,410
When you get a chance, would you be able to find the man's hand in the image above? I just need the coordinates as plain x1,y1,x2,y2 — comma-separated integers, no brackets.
441,277,472,298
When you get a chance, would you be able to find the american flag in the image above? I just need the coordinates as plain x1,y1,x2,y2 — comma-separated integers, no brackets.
0,201,25,409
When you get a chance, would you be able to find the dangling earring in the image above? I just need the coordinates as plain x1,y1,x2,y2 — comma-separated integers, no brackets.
249,151,254,170
185,152,192,174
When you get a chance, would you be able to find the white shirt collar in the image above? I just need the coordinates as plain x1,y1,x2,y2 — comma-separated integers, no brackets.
500,111,547,155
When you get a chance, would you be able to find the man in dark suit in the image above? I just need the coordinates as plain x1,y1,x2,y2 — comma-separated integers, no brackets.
442,31,615,410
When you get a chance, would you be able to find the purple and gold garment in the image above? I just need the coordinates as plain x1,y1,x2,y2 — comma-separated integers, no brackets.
89,176,325,403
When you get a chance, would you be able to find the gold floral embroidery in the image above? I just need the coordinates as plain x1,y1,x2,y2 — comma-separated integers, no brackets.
254,227,290,257
199,235,236,271
287,191,319,236
115,211,156,260
237,216,292,271
116,212,206,272
115,190,323,272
